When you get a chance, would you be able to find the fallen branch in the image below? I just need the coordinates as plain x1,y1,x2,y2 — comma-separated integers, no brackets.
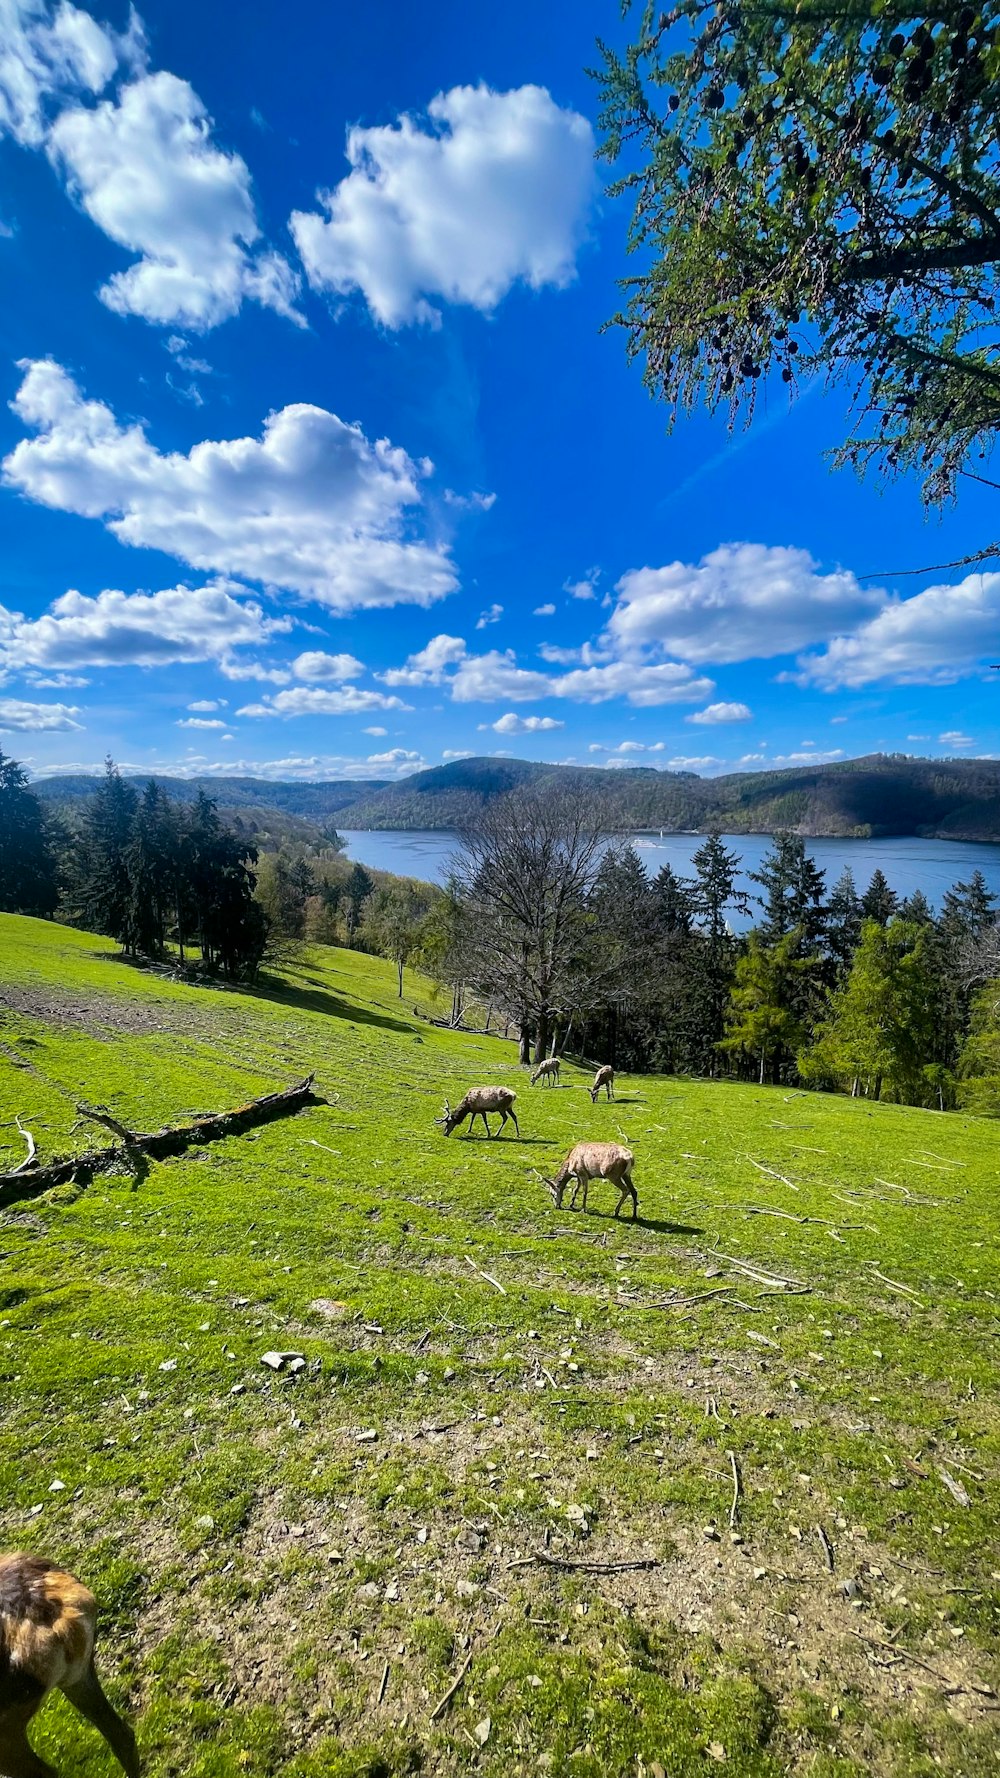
726,1449,742,1529
506,1549,659,1575
815,1524,834,1572
741,1206,865,1231
844,1630,973,1696
464,1255,507,1295
708,1248,807,1290
0,1075,319,1208
747,1158,800,1193
649,1286,737,1311
429,1649,474,1721
8,1117,36,1176
937,1465,972,1508
867,1264,925,1304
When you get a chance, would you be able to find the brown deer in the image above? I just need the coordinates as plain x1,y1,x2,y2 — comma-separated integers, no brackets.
589,1065,615,1103
543,1141,637,1219
530,1058,560,1087
0,1551,139,1778
437,1087,520,1139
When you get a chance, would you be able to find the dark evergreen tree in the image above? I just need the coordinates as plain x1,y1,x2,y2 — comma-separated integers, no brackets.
185,789,263,978
751,832,826,952
344,863,375,946
78,758,139,948
127,781,177,956
826,867,862,978
688,834,745,1073
940,871,998,946
588,843,657,1068
899,888,935,927
0,749,60,917
861,869,899,926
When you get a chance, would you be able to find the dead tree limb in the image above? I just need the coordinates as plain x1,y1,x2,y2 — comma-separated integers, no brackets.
7,1117,36,1176
506,1549,660,1575
0,1075,319,1208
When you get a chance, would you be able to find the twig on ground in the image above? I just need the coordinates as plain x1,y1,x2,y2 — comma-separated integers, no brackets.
747,1158,800,1192
708,1248,807,1290
376,1661,390,1706
463,1255,507,1295
649,1286,736,1310
308,1139,341,1157
844,1631,971,1696
740,1206,864,1231
727,1449,742,1529
867,1264,925,1303
414,1330,431,1353
429,1649,474,1721
9,1117,36,1175
506,1549,659,1575
815,1524,834,1572
937,1466,972,1508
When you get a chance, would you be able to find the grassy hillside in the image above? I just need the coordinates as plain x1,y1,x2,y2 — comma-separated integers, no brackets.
0,915,997,1777
35,753,1000,842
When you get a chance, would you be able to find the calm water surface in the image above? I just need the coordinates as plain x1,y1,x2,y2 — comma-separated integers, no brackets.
340,828,1000,928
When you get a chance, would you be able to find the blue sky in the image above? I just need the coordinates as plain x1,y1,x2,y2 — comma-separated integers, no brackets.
0,0,997,783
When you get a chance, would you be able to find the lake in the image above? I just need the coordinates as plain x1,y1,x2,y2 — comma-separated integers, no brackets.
340,828,1000,927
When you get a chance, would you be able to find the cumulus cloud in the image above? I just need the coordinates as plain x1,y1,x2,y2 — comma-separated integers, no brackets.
686,701,753,725
739,748,845,768
292,650,365,682
4,359,458,611
188,697,227,712
290,83,594,327
793,570,1000,689
476,602,503,629
363,725,387,736
0,0,131,149
235,685,410,720
48,71,301,330
533,602,555,617
177,715,226,729
380,633,467,687
939,729,976,749
0,580,287,674
0,694,81,730
381,635,713,708
609,544,883,664
107,750,424,781
480,712,564,734
367,747,422,766
442,748,473,760
564,567,600,601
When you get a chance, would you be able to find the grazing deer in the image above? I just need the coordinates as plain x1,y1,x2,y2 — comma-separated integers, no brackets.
530,1058,560,1087
543,1141,638,1219
589,1065,615,1103
437,1087,520,1139
0,1551,140,1778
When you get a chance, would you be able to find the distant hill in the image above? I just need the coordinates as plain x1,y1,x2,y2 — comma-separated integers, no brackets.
31,753,1000,843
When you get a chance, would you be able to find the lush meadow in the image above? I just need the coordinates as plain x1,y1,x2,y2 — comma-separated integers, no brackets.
0,913,997,1776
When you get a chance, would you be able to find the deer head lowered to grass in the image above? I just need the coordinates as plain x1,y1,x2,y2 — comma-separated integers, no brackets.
543,1141,638,1219
436,1086,520,1139
0,1551,140,1778
589,1065,615,1103
530,1057,560,1086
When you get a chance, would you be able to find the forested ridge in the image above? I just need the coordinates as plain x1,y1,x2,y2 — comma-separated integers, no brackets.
30,751,1000,840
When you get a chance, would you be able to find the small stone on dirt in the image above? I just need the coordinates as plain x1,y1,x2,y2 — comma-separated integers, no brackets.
707,1742,727,1762
457,1526,485,1553
474,1717,491,1746
356,1428,378,1443
702,1523,720,1542
310,1299,349,1320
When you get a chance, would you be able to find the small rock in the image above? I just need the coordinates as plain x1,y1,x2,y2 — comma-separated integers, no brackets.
48,1480,66,1493
443,1367,456,1381
456,1578,478,1599
309,1299,348,1320
474,1717,491,1746
839,1577,862,1601
158,1359,178,1372
357,1582,380,1602
229,1383,245,1395
457,1526,485,1554
356,1429,378,1443
702,1523,720,1542
729,1531,744,1546
384,1580,399,1601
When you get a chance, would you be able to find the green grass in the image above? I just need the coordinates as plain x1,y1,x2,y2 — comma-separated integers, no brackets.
1,911,998,1777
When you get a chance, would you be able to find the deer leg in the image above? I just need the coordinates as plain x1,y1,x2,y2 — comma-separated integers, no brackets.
0,1700,55,1778
497,1108,508,1135
577,1173,590,1213
62,1662,140,1778
509,1109,520,1137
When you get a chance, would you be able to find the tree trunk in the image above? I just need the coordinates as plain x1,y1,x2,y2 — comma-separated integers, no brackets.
518,1024,532,1066
534,1009,550,1065
873,1074,883,1101
397,958,403,997
759,1053,765,1086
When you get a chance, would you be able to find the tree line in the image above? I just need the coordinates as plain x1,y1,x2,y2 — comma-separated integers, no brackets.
0,747,440,987
425,788,1000,1114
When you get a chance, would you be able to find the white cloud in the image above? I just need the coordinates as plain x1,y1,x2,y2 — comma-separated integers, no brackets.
609,544,883,664
793,571,1000,689
686,701,753,725
236,685,410,720
449,648,553,703
188,697,227,712
0,579,287,674
476,602,503,629
533,602,555,617
292,650,365,682
564,567,600,601
381,633,467,687
0,694,81,730
442,748,474,760
28,670,87,686
363,725,387,736
552,660,714,707
740,748,845,767
217,657,291,685
290,83,594,327
177,716,226,729
480,712,564,734
939,730,976,749
367,747,422,766
5,359,458,611
443,487,495,512
907,732,930,741
48,71,301,330
662,754,723,770
0,0,130,149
